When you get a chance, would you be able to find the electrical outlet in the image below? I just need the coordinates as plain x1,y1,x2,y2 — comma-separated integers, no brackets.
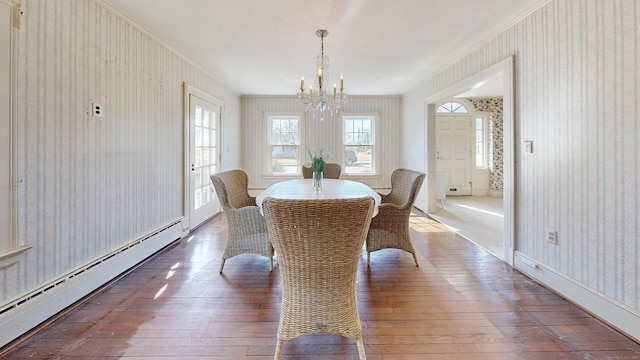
92,103,103,117
547,230,558,245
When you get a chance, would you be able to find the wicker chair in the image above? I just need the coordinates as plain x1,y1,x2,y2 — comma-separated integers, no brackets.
263,197,375,360
210,170,274,273
301,165,313,179
323,163,341,179
366,168,426,267
301,163,341,179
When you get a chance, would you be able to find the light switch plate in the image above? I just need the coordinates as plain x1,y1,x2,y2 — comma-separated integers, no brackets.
524,140,533,154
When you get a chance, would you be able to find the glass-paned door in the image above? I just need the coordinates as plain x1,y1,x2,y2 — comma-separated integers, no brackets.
189,94,221,228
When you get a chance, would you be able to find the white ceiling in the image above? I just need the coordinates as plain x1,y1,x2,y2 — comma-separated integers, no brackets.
103,0,547,96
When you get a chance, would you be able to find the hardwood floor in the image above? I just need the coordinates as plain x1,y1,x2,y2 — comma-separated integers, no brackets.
2,210,639,359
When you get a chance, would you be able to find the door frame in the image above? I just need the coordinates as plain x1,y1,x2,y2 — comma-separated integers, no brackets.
425,56,515,265
182,83,224,232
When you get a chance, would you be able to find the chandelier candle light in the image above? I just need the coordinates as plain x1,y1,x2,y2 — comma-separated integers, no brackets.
296,30,348,120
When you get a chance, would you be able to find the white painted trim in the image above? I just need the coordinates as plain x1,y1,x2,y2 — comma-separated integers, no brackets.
340,111,380,177
263,111,305,177
514,252,640,342
425,56,515,266
424,103,437,214
0,0,20,262
488,189,503,197
182,83,224,233
0,220,183,348
0,245,30,270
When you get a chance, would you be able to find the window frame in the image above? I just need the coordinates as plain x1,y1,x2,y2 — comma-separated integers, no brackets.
474,112,490,169
0,1,29,270
265,112,305,176
437,101,469,114
341,112,378,176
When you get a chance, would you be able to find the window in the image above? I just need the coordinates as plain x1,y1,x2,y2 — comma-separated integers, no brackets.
343,115,374,174
437,101,469,113
0,2,29,269
475,114,489,168
268,114,302,175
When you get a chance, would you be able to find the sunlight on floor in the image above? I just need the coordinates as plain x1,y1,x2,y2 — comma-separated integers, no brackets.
458,204,504,218
409,213,449,233
427,196,504,259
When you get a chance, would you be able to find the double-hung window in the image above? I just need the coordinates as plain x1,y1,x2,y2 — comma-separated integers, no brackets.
343,114,375,175
267,113,302,175
475,113,489,169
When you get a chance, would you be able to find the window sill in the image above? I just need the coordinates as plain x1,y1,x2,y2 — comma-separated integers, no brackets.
0,245,32,270
342,173,382,180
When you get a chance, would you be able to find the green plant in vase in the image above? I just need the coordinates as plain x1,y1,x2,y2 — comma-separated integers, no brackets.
308,148,329,191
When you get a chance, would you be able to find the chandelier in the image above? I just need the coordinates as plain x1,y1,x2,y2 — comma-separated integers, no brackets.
296,29,348,119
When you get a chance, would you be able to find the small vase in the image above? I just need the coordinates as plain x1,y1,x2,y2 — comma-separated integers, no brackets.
313,171,323,191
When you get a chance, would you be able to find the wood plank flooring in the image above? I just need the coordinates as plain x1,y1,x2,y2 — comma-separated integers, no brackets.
2,211,640,359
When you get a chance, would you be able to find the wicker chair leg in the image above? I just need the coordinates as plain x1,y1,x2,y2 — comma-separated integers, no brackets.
356,337,367,360
412,252,420,267
269,256,274,271
367,251,371,267
274,339,283,360
218,259,226,274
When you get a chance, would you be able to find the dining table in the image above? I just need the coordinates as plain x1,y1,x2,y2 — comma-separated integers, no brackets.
256,179,382,216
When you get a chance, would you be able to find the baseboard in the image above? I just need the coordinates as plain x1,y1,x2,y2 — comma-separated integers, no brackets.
514,251,640,342
471,189,489,196
488,189,503,197
0,219,184,348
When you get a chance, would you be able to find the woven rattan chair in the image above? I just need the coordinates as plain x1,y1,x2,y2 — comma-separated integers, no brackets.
210,170,274,273
301,163,341,179
366,168,426,267
301,165,313,179
322,163,341,179
263,197,375,360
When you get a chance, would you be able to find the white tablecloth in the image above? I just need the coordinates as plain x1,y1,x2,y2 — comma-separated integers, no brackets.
256,179,382,216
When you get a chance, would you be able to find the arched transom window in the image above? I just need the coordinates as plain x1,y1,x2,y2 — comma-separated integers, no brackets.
437,101,469,113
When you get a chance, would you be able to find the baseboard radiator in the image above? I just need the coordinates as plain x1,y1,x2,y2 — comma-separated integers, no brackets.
0,219,184,348
514,251,640,343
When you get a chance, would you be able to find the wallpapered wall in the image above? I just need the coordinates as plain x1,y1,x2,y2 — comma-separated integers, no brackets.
240,95,401,191
470,98,503,191
0,0,241,303
402,0,639,312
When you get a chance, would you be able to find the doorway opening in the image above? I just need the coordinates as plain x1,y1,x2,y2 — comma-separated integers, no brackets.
425,57,514,265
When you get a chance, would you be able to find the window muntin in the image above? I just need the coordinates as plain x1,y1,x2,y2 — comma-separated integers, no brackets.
269,115,301,175
193,104,218,210
343,115,374,174
437,101,469,113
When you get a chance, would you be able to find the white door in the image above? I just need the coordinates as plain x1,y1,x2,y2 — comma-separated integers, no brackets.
188,94,222,228
436,115,472,196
